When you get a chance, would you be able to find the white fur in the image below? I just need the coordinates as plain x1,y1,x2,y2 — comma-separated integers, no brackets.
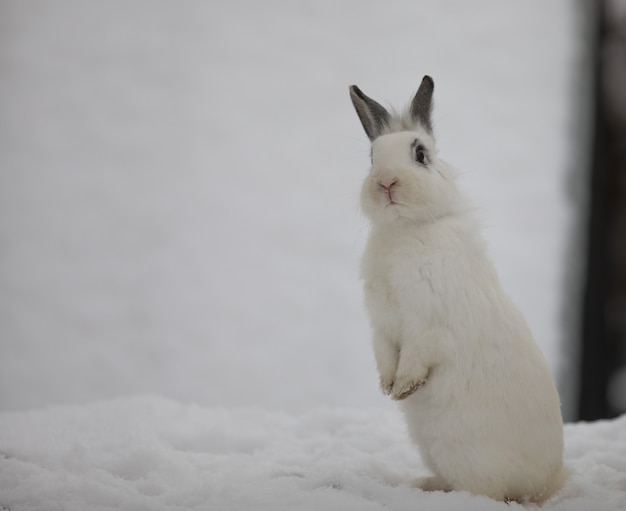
359,128,565,502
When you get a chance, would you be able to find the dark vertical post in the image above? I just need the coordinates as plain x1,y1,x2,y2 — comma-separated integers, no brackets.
579,0,626,420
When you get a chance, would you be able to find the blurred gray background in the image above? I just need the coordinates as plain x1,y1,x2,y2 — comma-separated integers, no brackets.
2,1,609,421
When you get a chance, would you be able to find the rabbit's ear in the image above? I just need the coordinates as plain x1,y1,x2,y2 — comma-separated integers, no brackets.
349,85,390,142
410,75,434,134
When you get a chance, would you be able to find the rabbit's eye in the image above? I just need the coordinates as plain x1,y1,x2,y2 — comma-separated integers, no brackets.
410,139,429,166
414,146,427,165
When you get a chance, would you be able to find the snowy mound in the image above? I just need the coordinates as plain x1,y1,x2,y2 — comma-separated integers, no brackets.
0,397,624,511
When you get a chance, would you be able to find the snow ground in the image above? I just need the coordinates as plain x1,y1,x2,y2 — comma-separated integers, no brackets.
0,396,625,511
0,0,581,414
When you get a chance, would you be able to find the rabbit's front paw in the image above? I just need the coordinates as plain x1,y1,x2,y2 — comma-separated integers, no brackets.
380,376,395,396
391,376,426,400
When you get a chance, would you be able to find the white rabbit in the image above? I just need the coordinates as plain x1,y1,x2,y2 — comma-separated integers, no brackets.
349,76,565,503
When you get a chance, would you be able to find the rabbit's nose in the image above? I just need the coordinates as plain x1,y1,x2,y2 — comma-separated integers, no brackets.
378,178,398,191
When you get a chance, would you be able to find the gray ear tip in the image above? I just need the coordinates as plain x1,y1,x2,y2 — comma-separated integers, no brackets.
421,75,434,90
349,85,363,98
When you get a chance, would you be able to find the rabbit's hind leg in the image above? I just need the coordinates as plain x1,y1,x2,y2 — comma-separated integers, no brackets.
410,475,452,493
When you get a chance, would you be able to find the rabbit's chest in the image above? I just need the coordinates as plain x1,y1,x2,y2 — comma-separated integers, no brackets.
362,230,451,325
364,238,438,295
363,260,436,324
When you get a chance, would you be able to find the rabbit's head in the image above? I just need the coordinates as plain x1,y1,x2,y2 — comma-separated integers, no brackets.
350,76,460,225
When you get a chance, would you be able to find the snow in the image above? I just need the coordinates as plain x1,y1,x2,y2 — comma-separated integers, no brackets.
0,396,625,511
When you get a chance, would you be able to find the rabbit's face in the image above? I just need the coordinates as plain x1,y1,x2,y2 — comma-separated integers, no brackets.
361,130,457,224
